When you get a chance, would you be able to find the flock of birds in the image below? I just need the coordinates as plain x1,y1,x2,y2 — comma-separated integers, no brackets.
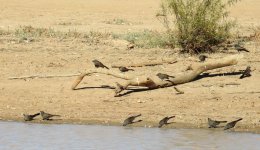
23,111,60,121
92,54,252,80
22,112,243,130
122,114,243,130
22,43,250,131
198,55,252,79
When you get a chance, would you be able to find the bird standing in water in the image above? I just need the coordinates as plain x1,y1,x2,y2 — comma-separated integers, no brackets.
224,118,243,130
208,118,227,128
40,111,60,120
123,114,142,126
158,116,175,128
23,113,40,121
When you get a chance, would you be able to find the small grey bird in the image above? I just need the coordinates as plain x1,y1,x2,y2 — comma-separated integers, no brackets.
224,118,243,130
234,44,249,52
23,113,40,121
208,118,227,128
40,111,60,120
92,59,109,69
199,55,208,62
123,114,142,126
119,66,134,72
158,116,175,128
240,66,251,79
156,73,175,80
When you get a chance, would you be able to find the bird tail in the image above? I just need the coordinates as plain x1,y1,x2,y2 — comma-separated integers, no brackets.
243,49,250,52
235,118,243,122
129,69,134,71
32,113,40,117
168,116,175,119
134,114,141,118
104,66,109,69
169,75,175,78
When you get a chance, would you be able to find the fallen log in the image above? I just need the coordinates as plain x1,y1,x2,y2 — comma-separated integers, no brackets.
72,54,243,96
9,73,80,80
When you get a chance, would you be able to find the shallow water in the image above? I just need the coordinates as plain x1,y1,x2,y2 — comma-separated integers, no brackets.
0,121,259,150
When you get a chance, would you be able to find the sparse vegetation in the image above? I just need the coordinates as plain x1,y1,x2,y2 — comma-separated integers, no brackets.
115,30,174,48
157,0,240,54
250,26,260,42
57,22,82,26
0,28,10,35
14,26,91,39
2,26,172,48
15,26,58,38
105,18,130,25
58,22,73,26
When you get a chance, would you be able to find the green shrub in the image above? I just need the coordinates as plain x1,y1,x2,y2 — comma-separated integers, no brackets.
157,0,240,54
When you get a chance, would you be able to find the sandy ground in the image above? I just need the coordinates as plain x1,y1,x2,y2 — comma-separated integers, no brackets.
0,0,260,133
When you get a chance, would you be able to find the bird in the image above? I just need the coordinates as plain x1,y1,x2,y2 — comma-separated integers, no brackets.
158,116,175,128
123,114,142,126
199,55,208,62
23,113,40,121
92,59,109,69
40,111,60,120
240,66,251,79
119,66,134,72
156,73,175,80
208,118,227,128
224,118,243,130
234,44,249,52
127,43,135,50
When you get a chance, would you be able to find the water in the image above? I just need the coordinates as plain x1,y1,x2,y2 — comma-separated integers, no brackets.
0,121,259,150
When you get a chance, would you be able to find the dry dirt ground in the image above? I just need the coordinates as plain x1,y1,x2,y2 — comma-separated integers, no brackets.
0,0,259,132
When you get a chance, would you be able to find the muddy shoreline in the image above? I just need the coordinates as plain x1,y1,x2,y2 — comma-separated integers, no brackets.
1,117,259,134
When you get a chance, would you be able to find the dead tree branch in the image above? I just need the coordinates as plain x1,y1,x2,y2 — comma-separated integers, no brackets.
72,55,243,96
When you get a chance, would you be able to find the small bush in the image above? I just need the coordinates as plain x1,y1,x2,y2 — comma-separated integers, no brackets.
157,0,240,54
250,26,260,42
14,26,84,39
15,26,57,38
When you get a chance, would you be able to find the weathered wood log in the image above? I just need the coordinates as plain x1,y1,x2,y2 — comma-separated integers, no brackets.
72,54,243,96
9,73,80,80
